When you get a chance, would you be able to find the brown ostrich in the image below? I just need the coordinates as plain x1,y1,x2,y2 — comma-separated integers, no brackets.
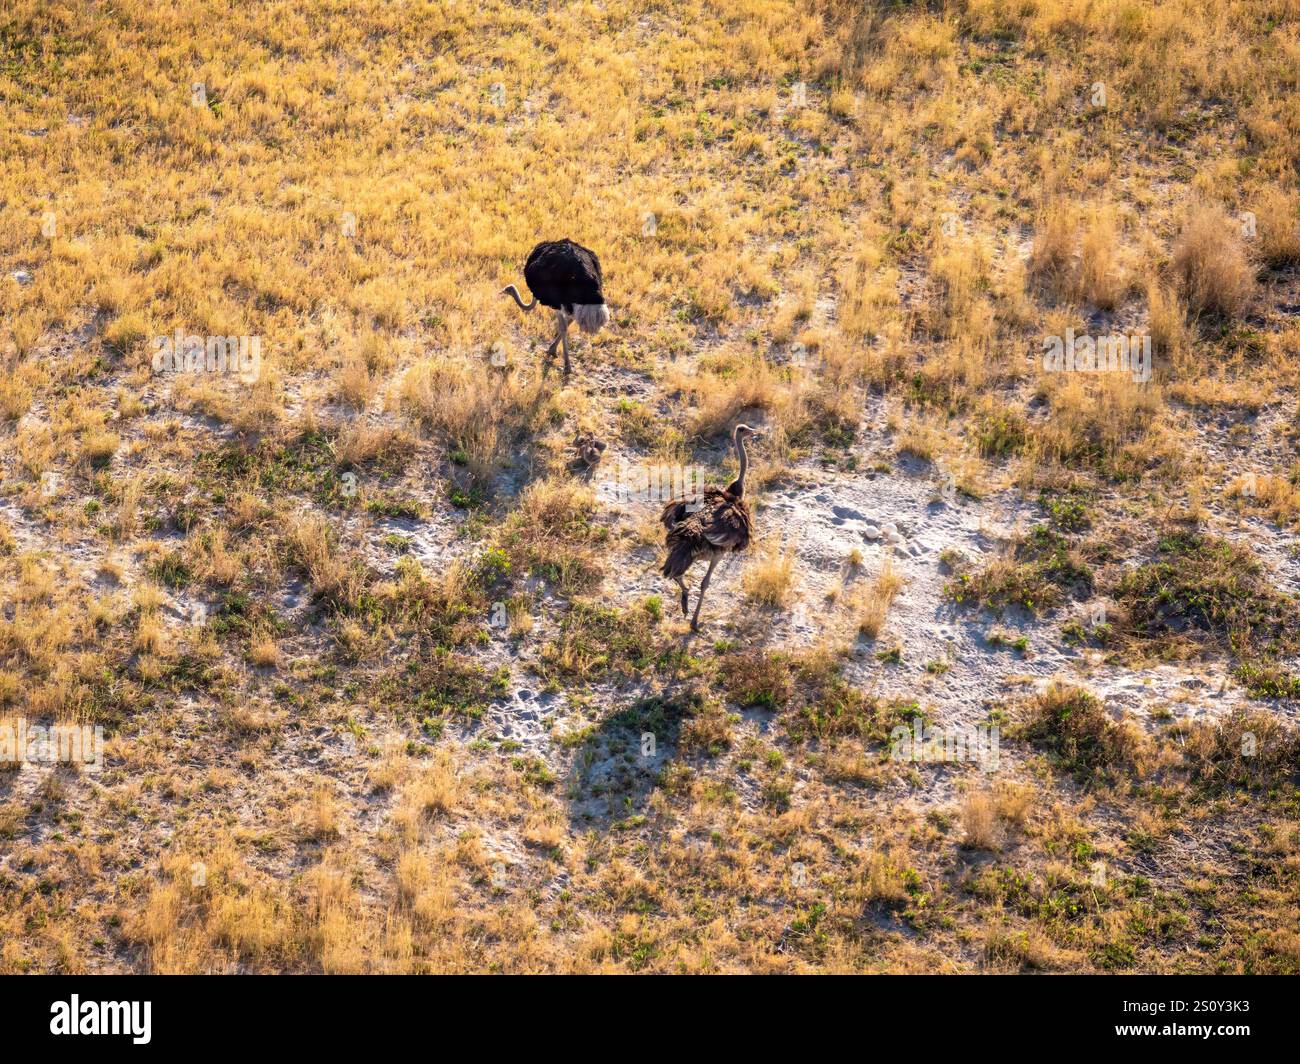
660,424,763,631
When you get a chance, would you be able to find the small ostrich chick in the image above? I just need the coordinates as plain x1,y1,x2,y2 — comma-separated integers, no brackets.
572,432,607,469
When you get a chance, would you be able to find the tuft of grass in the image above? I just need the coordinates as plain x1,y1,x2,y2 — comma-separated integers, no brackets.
0,365,35,421
499,477,604,595
742,538,797,607
947,525,1091,615
1179,709,1299,793
1254,185,1300,267
718,649,794,710
1114,529,1299,661
853,555,904,637
1170,202,1256,320
398,359,548,486
1013,683,1142,783
283,512,367,612
1029,374,1164,480
960,791,1003,852
539,600,671,682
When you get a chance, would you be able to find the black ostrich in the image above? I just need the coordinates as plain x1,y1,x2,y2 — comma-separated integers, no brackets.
502,239,609,375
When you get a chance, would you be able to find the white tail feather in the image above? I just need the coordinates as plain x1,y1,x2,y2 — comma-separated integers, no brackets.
573,303,609,334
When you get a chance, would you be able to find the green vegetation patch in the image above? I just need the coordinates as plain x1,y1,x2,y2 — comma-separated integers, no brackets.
946,524,1092,613
1011,683,1140,783
1114,530,1299,659
540,600,685,681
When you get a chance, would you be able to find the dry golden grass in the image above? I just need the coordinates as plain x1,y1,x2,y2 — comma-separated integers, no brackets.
1,0,1298,977
960,790,1003,851
1255,185,1300,268
247,633,279,668
1227,471,1300,526
742,537,798,607
852,555,904,639
284,512,364,607
1029,201,1081,303
1030,374,1165,471
1170,201,1258,320
397,359,549,485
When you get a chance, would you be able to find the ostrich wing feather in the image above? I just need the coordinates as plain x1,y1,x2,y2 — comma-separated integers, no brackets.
702,501,752,550
661,487,752,550
523,239,605,309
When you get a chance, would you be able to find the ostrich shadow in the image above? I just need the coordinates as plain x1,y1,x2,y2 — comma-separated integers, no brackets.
563,690,696,832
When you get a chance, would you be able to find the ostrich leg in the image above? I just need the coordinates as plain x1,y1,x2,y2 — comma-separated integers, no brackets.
545,310,564,360
690,557,718,631
675,575,690,617
559,316,572,375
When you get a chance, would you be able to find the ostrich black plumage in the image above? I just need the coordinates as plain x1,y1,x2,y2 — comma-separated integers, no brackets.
502,239,609,375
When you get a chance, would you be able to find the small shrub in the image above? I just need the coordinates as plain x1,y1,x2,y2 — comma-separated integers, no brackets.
1014,683,1141,782
1170,202,1256,320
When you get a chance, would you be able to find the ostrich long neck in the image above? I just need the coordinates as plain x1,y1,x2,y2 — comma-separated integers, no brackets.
503,284,535,311
728,433,750,498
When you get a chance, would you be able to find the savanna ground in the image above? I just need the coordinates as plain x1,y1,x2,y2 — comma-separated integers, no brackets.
2,0,1300,973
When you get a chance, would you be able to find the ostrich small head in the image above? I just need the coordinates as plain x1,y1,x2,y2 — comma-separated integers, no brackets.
733,423,765,445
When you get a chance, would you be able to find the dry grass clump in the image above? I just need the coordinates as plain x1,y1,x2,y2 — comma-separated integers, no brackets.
1227,471,1300,526
298,787,341,841
1077,207,1130,310
926,238,992,339
78,430,119,468
838,232,900,341
1015,683,1144,783
0,364,36,421
1253,185,1300,267
499,477,602,594
850,845,918,911
1030,374,1164,476
852,555,904,638
960,790,1003,851
1028,203,1078,302
397,359,547,485
194,527,244,586
1029,203,1131,309
129,842,301,974
1178,709,1299,793
960,783,1033,852
398,753,460,832
982,927,1081,973
742,538,797,607
110,474,147,541
718,648,795,710
247,632,279,668
1146,280,1190,364
334,421,415,468
679,701,733,754
283,512,367,610
1170,202,1257,319
893,409,947,462
681,353,787,440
